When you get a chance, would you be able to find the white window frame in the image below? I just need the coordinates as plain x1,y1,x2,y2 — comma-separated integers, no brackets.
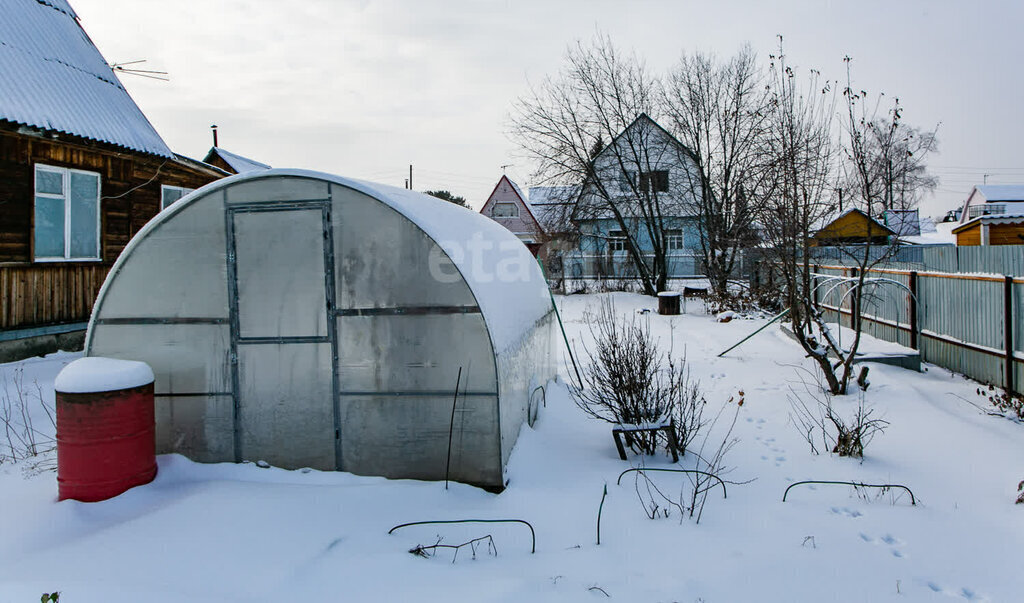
161,185,194,210
665,228,684,251
33,164,101,262
492,202,520,218
609,229,627,252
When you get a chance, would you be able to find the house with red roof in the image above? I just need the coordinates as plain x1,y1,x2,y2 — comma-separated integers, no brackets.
480,175,546,257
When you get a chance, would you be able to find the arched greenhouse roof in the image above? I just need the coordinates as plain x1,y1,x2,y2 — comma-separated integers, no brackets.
90,168,553,353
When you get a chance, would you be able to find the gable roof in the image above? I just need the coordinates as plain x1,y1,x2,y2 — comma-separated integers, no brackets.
203,147,272,174
0,0,174,157
480,175,545,235
814,208,896,240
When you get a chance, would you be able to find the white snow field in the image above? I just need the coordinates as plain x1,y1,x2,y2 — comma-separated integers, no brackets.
1,292,1021,602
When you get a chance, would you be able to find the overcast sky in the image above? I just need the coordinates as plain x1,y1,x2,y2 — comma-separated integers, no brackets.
72,0,1023,216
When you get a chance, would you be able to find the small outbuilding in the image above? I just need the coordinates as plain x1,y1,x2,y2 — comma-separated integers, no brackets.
812,209,895,246
85,169,556,490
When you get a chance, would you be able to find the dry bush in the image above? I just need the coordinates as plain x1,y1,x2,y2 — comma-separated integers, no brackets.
570,299,706,455
788,368,887,459
1,367,57,472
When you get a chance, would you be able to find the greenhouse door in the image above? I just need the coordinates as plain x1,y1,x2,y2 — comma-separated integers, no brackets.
226,202,339,471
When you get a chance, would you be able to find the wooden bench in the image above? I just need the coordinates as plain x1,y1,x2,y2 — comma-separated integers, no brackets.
612,419,681,463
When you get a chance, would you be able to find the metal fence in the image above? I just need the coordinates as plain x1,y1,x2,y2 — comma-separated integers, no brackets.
549,250,754,281
812,263,1023,394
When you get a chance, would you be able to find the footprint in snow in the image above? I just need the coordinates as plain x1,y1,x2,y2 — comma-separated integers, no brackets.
829,506,862,518
859,532,906,559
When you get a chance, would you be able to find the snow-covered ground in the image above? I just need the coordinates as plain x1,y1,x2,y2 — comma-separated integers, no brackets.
1,293,1021,602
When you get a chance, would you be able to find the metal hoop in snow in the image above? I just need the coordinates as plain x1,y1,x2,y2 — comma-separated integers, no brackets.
388,519,536,554
782,480,916,505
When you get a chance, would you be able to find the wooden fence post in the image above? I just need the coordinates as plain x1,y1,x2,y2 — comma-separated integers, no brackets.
1005,275,1015,395
909,271,919,350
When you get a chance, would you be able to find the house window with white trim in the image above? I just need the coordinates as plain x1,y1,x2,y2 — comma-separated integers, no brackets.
34,164,101,261
492,202,519,218
161,185,194,210
665,229,684,251
609,230,627,252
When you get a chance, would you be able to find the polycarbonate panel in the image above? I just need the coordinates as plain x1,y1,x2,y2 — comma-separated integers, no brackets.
87,324,231,395
33,195,64,257
336,313,496,394
234,209,327,338
331,185,477,310
155,395,234,463
225,177,329,204
237,343,335,470
339,394,501,487
496,310,557,466
68,171,98,257
94,192,228,319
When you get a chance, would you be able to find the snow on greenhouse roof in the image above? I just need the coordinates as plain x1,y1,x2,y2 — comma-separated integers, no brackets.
113,169,553,353
0,0,173,157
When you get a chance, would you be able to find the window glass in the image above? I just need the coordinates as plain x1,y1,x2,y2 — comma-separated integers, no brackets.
640,170,670,193
36,169,63,195
493,203,519,217
69,171,99,257
161,186,193,210
665,229,684,250
34,165,101,260
34,195,65,257
609,229,626,252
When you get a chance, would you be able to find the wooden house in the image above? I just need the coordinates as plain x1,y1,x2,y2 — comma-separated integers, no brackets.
952,215,1024,246
0,0,227,360
812,209,895,246
480,175,545,256
568,114,704,278
202,147,271,175
952,185,1024,246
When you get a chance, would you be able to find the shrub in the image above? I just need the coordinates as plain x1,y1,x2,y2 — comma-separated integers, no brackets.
570,299,705,455
789,371,888,459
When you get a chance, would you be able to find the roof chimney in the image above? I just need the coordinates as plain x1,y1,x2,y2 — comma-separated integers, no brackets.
211,124,219,147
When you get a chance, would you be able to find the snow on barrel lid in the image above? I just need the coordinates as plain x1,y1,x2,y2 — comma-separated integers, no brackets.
55,357,154,394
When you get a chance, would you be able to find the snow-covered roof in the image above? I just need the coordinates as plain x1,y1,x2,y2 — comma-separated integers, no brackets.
883,209,921,236
205,147,271,174
973,184,1024,202
901,221,956,245
952,212,1024,233
0,0,174,157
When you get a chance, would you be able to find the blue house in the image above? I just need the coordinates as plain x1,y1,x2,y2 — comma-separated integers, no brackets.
561,114,704,279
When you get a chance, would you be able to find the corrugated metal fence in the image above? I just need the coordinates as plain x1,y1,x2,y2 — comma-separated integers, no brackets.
814,263,1023,394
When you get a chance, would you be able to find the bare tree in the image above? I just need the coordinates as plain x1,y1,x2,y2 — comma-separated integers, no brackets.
754,40,848,393
510,34,698,295
664,45,769,298
813,58,939,393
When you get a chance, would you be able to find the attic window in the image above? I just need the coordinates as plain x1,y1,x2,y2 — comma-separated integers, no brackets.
493,203,519,218
640,170,669,193
34,164,100,261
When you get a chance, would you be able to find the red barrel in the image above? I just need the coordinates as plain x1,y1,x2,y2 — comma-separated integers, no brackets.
56,359,156,502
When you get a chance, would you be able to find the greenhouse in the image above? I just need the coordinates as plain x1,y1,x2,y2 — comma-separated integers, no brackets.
85,169,556,490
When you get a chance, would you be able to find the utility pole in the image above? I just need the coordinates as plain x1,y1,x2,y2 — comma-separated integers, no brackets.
409,164,413,190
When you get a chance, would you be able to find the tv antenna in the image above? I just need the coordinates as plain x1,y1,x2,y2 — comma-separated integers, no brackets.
110,60,169,81
500,163,512,174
